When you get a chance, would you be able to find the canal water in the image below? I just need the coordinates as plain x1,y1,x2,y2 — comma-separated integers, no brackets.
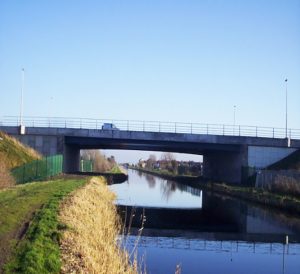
109,169,300,274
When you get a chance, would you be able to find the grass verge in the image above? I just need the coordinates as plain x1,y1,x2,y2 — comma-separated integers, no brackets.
59,177,137,274
1,178,86,273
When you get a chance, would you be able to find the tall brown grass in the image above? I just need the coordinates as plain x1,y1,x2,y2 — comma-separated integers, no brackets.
59,177,138,274
271,175,300,198
0,152,15,189
0,131,41,169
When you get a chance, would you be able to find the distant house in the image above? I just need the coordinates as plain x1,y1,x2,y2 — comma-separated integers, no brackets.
153,162,160,169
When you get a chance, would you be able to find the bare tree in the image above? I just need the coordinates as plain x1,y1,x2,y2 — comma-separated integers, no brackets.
81,150,114,172
160,152,178,174
160,152,176,162
146,154,157,169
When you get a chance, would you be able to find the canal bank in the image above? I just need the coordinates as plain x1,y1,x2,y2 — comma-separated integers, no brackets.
59,176,137,274
130,167,300,216
1,176,137,274
130,167,201,183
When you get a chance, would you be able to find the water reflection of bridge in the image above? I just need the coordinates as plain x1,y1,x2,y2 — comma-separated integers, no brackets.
123,236,300,256
170,181,202,197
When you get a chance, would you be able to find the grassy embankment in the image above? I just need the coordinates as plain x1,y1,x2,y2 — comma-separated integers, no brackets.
0,131,41,170
1,177,86,273
1,176,137,274
0,131,41,188
59,177,137,274
0,132,136,273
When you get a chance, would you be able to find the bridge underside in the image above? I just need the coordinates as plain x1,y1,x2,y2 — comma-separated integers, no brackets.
64,136,248,184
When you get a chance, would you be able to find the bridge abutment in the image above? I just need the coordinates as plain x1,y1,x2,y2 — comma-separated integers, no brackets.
203,146,248,184
63,145,80,173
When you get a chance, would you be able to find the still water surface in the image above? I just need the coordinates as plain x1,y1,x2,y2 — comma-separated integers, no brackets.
110,169,300,274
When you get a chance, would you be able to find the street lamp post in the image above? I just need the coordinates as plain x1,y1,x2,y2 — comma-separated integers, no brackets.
233,105,236,135
285,79,288,139
19,68,26,135
20,68,25,126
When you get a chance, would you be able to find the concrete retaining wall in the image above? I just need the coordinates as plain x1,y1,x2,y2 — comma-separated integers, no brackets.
14,135,64,156
248,146,297,168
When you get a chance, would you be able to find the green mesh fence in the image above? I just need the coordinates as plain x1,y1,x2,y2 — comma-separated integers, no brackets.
12,155,63,184
80,160,93,172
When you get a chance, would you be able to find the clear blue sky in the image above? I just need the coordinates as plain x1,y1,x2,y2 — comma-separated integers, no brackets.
1,1,299,162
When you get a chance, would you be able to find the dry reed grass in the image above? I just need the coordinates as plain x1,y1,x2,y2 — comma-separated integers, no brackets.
0,152,15,189
59,177,138,274
272,175,300,198
0,131,41,169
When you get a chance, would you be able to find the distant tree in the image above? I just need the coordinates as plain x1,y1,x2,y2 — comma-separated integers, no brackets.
107,155,116,165
178,164,188,175
160,153,178,173
170,160,178,174
81,150,114,172
146,154,157,169
160,152,176,162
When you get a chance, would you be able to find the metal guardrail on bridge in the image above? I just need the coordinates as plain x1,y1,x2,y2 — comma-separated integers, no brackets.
1,116,300,139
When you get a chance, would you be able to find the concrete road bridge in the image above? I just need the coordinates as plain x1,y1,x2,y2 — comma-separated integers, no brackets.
1,116,300,184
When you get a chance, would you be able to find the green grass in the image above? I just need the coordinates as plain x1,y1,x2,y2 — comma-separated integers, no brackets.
110,165,123,174
0,178,87,273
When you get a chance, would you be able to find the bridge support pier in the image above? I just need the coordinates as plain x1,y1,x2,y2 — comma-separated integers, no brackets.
203,147,248,184
63,145,80,173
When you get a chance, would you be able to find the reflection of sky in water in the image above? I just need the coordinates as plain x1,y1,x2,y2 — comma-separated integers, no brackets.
109,169,202,208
